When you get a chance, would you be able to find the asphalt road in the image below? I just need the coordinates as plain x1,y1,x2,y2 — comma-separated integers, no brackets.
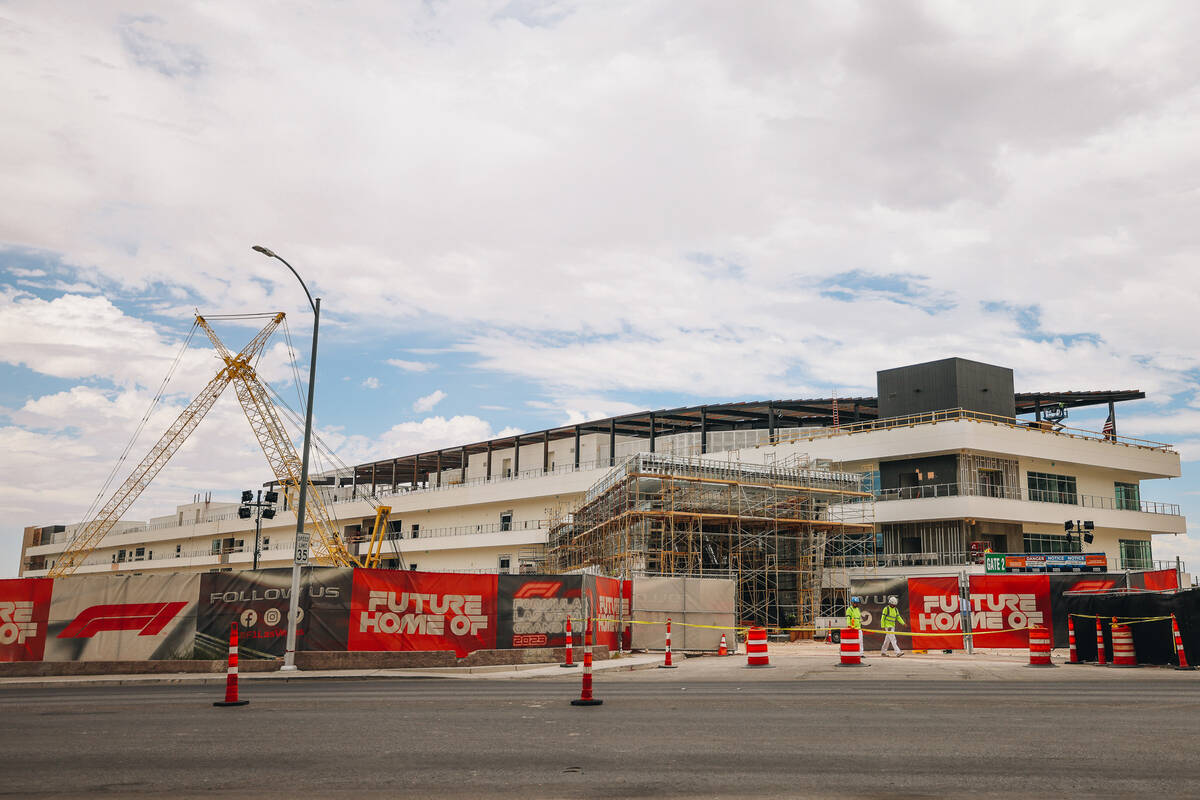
2,678,1198,798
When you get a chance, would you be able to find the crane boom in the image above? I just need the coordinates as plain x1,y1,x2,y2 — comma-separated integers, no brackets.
48,315,285,577
195,315,360,567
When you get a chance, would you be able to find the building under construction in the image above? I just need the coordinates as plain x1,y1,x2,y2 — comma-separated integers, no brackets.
546,453,875,628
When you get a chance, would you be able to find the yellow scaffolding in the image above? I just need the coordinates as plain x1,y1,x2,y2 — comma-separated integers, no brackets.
547,453,874,628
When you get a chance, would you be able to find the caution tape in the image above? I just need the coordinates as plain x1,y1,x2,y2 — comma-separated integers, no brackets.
1067,614,1174,625
574,616,1062,638
859,627,1030,638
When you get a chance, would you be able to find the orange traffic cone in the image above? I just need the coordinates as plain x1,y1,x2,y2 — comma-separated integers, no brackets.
718,633,728,656
213,622,249,707
1171,615,1193,671
560,617,576,668
570,617,602,707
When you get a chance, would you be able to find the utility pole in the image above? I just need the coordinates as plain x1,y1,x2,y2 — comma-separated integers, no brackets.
252,245,320,672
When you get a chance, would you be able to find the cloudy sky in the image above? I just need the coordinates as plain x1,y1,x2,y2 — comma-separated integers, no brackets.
2,1,1198,577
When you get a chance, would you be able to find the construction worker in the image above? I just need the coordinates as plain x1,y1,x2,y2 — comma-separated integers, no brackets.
845,596,862,631
880,596,905,657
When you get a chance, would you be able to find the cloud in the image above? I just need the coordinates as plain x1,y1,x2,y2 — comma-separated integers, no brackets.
386,359,435,373
362,376,380,390
313,415,521,464
4,2,1200,571
413,389,447,413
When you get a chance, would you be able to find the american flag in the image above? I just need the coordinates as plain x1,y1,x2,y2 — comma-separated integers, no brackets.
1102,412,1115,438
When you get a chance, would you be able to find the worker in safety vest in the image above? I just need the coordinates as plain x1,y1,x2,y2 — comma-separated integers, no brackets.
846,597,864,657
880,596,906,657
845,596,862,630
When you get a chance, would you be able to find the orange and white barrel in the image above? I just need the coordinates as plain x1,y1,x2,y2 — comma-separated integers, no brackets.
837,628,866,667
745,627,771,668
1027,625,1054,668
1110,621,1138,668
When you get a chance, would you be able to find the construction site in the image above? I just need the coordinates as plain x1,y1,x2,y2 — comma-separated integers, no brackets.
546,453,875,628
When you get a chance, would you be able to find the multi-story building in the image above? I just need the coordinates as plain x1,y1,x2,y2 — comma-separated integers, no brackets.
21,358,1188,612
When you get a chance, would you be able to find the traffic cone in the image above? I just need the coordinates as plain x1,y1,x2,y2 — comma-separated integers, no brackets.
1066,616,1081,664
1171,615,1194,670
1095,618,1107,666
570,616,602,707
745,626,772,667
1026,625,1054,668
659,618,677,668
213,622,249,707
560,616,576,668
718,633,728,656
836,628,867,667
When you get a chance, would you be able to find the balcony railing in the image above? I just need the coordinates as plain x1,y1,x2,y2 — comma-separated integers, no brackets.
875,481,1180,516
771,407,1175,453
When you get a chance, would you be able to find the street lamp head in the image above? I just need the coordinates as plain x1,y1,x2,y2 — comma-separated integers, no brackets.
252,245,277,258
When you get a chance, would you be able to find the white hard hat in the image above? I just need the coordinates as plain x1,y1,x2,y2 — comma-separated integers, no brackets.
888,596,898,605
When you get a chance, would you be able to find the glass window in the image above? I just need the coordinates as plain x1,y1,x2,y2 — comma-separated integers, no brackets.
1119,539,1152,570
1115,482,1141,511
1023,533,1080,554
1027,472,1078,504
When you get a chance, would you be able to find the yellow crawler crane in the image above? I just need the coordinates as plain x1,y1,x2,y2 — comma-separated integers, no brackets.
49,313,363,576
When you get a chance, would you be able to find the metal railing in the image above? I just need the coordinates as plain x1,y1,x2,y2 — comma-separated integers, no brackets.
874,481,1180,515
770,407,1175,453
347,519,548,543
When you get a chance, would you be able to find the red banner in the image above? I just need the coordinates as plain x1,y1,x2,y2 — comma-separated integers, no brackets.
1141,569,1179,591
586,576,628,652
347,570,497,657
967,574,1051,648
907,576,964,650
0,578,53,662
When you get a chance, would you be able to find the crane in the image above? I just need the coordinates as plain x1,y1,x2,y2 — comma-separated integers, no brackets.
194,315,360,567
49,312,395,576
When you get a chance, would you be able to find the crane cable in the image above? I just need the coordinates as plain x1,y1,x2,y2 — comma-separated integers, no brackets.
77,320,200,528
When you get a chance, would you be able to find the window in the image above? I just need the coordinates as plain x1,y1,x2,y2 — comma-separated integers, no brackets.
1120,539,1152,570
1115,482,1141,511
409,563,418,571
1024,533,1079,554
212,539,222,554
261,537,269,549
1027,472,1078,504
134,547,146,561
498,555,512,574
500,511,513,532
978,468,1004,498
175,544,182,557
410,524,419,539
502,458,512,478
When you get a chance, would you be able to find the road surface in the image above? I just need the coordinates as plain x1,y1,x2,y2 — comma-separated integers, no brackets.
2,677,1197,798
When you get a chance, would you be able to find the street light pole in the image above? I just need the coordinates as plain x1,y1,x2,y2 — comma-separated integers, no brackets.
252,245,319,672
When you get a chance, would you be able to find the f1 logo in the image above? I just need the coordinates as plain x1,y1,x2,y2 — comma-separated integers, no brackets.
58,602,188,638
513,582,563,599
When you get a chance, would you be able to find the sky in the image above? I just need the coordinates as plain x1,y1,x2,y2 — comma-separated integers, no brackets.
2,1,1199,578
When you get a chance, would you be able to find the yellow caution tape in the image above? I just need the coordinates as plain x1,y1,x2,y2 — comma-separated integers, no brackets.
1068,614,1174,624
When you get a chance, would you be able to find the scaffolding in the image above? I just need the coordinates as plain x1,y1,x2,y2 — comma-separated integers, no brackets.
547,453,875,628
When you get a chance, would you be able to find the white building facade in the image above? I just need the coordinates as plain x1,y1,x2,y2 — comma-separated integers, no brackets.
20,359,1188,586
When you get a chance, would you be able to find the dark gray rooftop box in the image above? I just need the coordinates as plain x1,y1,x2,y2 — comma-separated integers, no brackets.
876,357,1015,420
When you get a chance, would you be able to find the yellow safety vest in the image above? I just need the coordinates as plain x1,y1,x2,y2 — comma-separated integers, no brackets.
845,606,862,629
881,605,904,630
